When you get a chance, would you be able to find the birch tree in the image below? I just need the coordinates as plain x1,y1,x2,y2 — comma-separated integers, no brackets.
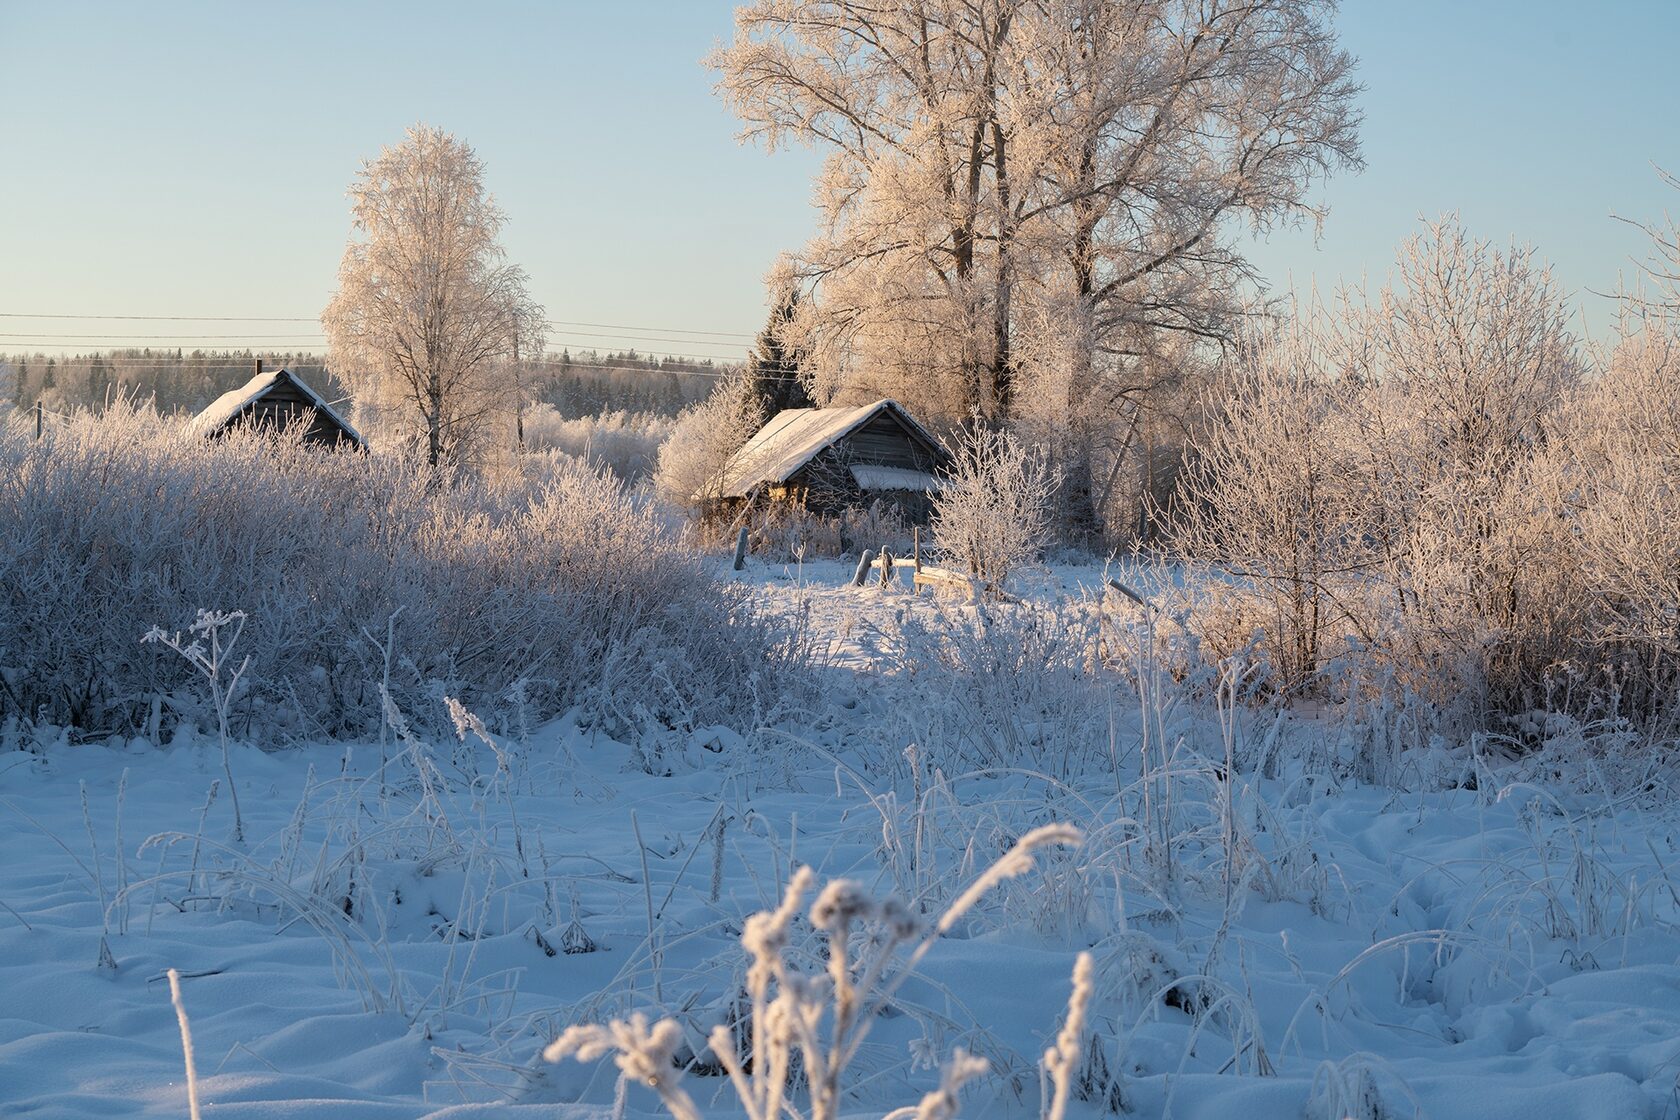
712,0,1362,540
323,125,544,467
714,2,1019,421
1616,166,1680,322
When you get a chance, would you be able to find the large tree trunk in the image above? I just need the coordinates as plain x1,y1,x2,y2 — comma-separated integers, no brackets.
990,114,1014,418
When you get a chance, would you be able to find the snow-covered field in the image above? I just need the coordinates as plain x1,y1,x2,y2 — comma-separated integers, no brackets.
5,559,1680,1119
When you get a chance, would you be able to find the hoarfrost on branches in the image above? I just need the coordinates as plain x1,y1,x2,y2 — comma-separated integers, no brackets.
322,125,545,467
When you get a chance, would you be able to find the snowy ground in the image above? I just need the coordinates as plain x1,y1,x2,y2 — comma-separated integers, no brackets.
5,559,1680,1119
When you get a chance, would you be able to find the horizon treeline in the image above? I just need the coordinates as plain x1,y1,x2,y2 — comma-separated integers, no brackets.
0,348,733,420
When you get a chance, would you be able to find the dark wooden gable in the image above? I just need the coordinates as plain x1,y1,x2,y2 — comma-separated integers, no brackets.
839,408,946,471
218,370,364,450
782,402,949,520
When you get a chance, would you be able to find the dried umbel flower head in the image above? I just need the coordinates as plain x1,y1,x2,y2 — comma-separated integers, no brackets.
810,879,873,931
545,1014,702,1120
743,864,814,962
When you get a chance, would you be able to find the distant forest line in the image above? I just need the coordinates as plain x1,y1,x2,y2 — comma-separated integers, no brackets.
0,349,735,420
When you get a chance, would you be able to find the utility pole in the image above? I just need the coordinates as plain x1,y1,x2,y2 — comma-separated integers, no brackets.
513,333,525,452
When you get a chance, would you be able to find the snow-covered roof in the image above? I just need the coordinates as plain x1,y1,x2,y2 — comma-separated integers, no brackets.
709,399,944,499
187,368,365,447
849,464,946,492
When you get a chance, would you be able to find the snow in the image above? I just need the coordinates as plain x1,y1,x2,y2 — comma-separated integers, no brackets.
709,399,943,499
5,560,1680,1119
849,464,945,492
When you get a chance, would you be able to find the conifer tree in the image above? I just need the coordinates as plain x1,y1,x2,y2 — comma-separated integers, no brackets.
745,287,812,416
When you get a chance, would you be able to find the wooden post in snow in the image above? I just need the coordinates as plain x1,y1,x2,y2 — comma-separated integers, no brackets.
853,549,875,587
732,526,749,571
878,548,894,588
34,400,43,441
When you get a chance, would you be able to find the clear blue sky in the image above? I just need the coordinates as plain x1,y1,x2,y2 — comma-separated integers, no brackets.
1,1,1676,360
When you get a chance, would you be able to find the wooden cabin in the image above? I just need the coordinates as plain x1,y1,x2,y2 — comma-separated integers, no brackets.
187,362,365,450
706,399,949,520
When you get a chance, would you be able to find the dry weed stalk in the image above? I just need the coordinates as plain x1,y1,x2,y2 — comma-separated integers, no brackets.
548,824,1085,1120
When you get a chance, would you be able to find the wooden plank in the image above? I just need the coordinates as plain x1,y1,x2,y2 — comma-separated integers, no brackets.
913,566,976,596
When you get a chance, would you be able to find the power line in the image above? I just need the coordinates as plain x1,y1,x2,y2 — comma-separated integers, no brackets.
0,312,319,323
0,311,760,340
0,333,327,341
3,344,749,367
2,356,776,381
546,330,748,352
545,319,754,340
2,333,748,360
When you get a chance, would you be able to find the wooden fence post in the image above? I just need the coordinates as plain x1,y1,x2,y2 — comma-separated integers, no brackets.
853,549,875,587
35,400,43,441
732,526,749,572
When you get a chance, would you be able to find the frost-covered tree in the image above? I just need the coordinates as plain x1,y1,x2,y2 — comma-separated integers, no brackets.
1344,219,1580,484
323,125,544,466
652,370,765,513
1616,166,1680,321
1566,323,1680,724
1176,221,1587,719
712,0,1362,541
1337,221,1583,715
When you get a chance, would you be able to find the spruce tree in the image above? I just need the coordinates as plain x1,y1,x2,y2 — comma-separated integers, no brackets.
745,287,812,416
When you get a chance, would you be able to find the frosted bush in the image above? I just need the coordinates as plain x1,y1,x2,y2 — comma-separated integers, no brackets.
856,595,1117,781
1171,310,1370,697
1165,222,1680,739
521,405,674,481
930,424,1059,591
653,374,763,514
0,402,805,742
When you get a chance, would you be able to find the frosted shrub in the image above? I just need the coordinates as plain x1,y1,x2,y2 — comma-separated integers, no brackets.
1170,222,1633,736
876,597,1111,779
931,424,1059,591
1345,223,1585,725
521,405,674,481
1565,324,1680,728
0,402,804,742
653,373,763,514
1172,311,1370,697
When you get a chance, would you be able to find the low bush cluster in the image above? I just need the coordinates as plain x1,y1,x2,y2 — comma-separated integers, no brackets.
0,404,805,742
520,405,674,482
1172,221,1680,737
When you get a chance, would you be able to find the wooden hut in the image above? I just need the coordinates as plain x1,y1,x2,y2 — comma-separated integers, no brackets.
706,398,949,519
188,362,365,449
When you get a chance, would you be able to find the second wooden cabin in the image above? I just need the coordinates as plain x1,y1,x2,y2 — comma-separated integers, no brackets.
705,398,950,520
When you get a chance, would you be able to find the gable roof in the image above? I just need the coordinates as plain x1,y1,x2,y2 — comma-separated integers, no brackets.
710,398,945,499
187,367,365,448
